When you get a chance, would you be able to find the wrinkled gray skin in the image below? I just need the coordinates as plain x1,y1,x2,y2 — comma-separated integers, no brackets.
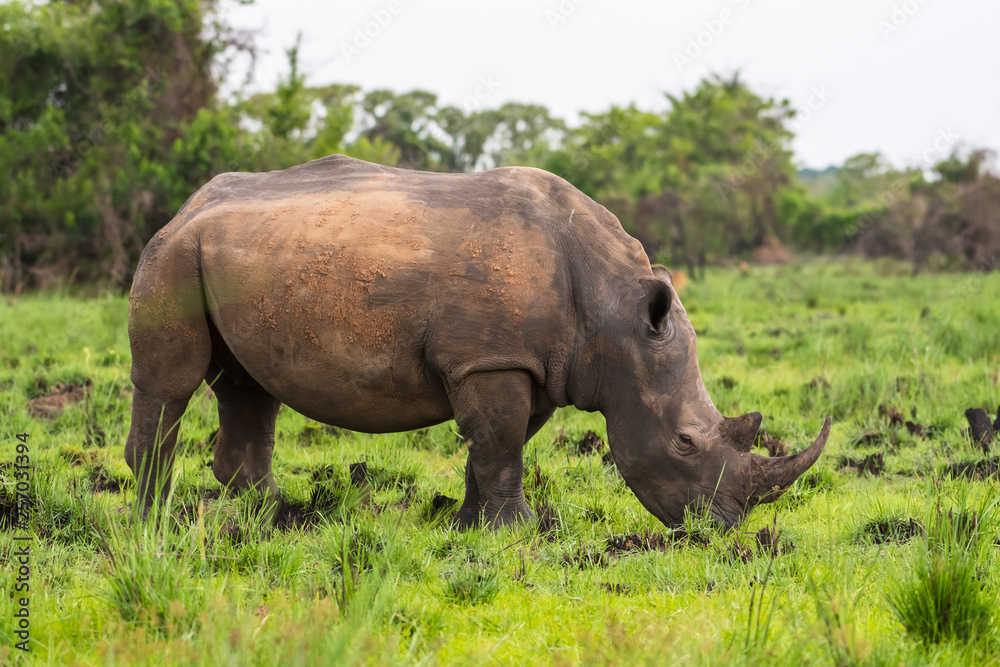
125,155,830,529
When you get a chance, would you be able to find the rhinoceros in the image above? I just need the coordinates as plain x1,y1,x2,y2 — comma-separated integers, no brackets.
125,155,830,529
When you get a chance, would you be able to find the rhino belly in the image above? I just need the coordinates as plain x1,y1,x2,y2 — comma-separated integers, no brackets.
209,302,454,432
201,257,453,432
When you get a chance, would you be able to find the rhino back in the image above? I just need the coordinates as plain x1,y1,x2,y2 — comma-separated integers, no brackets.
159,156,650,427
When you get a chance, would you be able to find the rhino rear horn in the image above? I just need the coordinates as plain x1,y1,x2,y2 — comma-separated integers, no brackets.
720,411,762,452
748,417,831,505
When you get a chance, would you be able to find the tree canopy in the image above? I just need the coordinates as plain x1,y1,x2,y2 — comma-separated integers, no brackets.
1,0,997,291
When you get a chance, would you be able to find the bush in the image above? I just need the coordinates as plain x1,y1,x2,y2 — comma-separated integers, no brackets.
887,548,990,644
886,487,998,644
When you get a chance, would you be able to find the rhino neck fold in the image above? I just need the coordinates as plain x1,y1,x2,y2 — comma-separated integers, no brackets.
601,393,660,470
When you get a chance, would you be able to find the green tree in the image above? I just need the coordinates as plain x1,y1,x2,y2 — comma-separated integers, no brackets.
659,74,797,258
241,51,356,171
266,35,311,141
0,0,251,290
546,75,799,275
357,89,448,170
826,152,898,208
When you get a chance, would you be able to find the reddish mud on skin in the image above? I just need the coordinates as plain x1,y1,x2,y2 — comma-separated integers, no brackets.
125,154,831,529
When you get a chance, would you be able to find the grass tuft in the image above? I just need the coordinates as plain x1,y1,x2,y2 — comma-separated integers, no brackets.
443,565,501,606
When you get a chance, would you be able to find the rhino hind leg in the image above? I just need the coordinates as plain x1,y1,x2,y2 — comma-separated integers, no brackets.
126,388,199,516
451,371,542,529
125,276,212,516
207,363,281,498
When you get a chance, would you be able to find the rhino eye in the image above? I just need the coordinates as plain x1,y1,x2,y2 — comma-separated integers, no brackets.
678,433,696,452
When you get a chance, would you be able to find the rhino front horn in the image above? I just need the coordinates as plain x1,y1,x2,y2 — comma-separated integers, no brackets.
748,416,831,505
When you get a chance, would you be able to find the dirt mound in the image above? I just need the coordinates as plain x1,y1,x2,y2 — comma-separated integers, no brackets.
877,404,931,440
880,404,906,425
721,540,755,564
349,461,369,487
553,429,606,455
535,502,557,535
431,493,456,512
600,583,631,595
839,452,884,476
752,236,791,265
760,432,787,457
274,501,313,531
605,531,668,556
88,465,130,494
755,526,795,557
421,493,457,522
965,407,996,453
720,526,794,564
0,487,18,530
27,378,91,419
861,517,923,544
946,458,999,481
562,545,607,569
576,431,605,455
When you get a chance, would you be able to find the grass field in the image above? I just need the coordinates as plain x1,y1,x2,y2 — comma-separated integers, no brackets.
1,259,999,665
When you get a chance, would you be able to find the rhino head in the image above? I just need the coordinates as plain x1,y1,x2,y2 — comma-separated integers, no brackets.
595,266,830,530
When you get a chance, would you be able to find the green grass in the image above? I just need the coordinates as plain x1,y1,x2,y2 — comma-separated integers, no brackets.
1,258,999,665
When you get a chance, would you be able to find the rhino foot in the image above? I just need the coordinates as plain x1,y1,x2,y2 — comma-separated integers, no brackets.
454,498,534,530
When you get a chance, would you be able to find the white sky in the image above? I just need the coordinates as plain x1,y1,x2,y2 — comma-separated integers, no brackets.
221,0,1000,170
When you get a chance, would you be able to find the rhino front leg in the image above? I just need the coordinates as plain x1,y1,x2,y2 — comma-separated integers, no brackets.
451,370,544,529
456,408,554,529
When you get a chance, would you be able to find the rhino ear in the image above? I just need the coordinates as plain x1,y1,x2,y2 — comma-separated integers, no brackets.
639,277,673,334
650,264,673,283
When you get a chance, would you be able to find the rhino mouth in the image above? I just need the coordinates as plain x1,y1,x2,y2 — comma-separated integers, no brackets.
706,493,750,530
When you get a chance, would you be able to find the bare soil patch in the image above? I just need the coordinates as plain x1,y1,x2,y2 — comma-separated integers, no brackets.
605,531,670,556
562,544,607,569
28,378,91,419
600,583,631,595
274,501,314,531
88,465,131,494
